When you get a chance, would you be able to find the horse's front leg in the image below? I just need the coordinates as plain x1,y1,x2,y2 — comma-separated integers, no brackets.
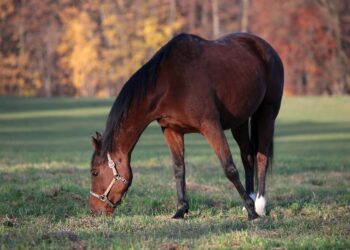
201,121,259,220
162,128,188,219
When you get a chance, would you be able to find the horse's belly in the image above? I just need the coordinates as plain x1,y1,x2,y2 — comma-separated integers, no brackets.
158,116,200,133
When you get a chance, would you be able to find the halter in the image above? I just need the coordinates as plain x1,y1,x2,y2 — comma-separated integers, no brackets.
90,153,129,208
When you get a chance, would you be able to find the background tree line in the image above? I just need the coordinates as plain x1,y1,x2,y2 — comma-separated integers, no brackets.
0,0,349,96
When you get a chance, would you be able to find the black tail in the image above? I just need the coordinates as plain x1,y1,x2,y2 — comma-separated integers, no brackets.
250,115,274,177
250,113,274,161
245,33,283,196
249,35,282,172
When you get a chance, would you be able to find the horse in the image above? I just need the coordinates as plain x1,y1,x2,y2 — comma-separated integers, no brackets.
89,32,284,220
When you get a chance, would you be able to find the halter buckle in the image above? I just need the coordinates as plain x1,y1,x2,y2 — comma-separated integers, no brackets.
100,195,107,201
115,175,129,184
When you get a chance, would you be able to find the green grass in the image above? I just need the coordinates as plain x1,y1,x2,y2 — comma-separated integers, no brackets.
0,96,349,249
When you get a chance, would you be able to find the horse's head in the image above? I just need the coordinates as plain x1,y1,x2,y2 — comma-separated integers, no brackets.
89,132,130,215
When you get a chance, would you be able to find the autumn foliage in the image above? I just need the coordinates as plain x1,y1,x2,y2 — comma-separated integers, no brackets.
0,0,349,96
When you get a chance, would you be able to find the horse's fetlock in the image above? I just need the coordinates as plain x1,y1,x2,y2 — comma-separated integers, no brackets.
178,200,189,209
247,197,255,208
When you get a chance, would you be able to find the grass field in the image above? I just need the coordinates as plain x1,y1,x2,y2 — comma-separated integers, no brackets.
0,96,349,249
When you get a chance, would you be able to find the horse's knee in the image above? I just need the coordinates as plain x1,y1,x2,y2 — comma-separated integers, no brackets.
224,165,240,180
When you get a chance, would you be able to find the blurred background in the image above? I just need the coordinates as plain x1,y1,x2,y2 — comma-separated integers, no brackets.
0,0,349,97
0,2,349,248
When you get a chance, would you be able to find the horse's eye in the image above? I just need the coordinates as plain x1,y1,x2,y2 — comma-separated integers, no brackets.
91,169,99,176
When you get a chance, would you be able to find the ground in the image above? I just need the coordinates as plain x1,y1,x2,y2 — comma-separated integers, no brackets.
0,96,349,249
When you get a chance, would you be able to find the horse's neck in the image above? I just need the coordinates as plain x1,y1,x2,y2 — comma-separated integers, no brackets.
109,105,151,181
112,103,152,162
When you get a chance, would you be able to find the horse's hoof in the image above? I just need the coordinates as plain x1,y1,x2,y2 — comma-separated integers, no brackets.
171,208,188,219
172,213,184,219
248,211,260,221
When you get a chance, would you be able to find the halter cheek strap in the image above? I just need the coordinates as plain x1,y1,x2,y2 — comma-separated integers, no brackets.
90,153,129,208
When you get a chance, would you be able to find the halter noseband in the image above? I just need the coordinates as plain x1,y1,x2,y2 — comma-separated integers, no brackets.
90,153,129,208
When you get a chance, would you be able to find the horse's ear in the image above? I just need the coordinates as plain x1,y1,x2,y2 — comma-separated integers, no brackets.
95,131,102,140
91,136,101,152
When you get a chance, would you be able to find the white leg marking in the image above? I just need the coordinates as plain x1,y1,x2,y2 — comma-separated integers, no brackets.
255,193,266,216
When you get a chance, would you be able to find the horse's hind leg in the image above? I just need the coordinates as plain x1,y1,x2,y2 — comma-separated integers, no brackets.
201,121,259,220
162,128,189,219
252,105,276,216
231,122,255,200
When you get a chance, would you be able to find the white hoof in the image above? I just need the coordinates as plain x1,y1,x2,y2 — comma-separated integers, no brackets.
242,193,256,211
255,194,266,216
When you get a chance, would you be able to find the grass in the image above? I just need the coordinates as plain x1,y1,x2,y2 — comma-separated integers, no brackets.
0,96,349,249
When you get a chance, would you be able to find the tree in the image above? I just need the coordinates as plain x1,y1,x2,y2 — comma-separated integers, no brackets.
0,0,349,96
250,0,350,95
58,8,101,96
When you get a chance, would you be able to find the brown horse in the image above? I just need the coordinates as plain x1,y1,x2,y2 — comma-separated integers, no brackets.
89,32,284,220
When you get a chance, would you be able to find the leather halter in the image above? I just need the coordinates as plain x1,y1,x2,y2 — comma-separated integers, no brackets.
90,153,129,208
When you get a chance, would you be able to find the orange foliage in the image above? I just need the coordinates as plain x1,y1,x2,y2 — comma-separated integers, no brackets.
0,0,349,96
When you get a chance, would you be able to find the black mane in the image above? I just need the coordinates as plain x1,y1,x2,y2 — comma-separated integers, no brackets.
101,33,196,155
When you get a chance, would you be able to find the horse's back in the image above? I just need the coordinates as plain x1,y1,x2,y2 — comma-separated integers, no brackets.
155,33,284,131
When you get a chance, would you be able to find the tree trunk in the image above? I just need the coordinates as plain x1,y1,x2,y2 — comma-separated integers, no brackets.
211,0,220,38
241,0,249,32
